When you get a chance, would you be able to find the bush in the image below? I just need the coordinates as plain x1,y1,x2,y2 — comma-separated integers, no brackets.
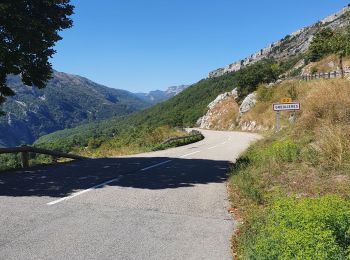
0,153,21,171
250,139,300,165
246,196,350,259
257,85,274,102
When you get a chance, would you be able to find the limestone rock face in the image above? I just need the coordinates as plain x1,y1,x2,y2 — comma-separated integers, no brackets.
239,93,257,115
208,6,350,78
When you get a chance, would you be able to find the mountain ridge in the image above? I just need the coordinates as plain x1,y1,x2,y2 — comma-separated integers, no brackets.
135,85,189,105
209,5,350,78
0,71,150,147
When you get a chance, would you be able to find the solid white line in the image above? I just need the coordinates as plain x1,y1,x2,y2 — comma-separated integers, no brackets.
47,176,122,206
140,160,173,171
179,151,201,158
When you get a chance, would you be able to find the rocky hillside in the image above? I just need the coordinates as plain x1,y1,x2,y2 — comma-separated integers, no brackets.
135,85,189,105
0,72,149,147
209,5,350,78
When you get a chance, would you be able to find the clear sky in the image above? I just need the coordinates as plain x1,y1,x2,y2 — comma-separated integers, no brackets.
51,0,350,92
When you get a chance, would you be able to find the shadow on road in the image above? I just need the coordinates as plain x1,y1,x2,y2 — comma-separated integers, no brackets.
0,157,231,198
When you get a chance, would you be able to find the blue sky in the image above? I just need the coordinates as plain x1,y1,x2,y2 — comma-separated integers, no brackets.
51,0,349,92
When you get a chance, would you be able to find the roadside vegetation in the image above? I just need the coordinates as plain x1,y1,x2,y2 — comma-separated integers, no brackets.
230,77,350,259
0,126,201,171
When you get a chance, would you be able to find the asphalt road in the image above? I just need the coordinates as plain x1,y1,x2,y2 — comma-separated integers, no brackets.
0,129,260,260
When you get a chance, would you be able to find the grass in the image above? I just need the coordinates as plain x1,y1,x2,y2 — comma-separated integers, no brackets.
207,96,240,130
303,54,350,74
0,126,204,172
229,78,350,259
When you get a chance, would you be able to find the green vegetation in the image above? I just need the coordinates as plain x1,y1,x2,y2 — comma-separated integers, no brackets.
35,57,301,155
0,153,21,171
0,1,74,114
153,133,204,151
306,16,350,65
248,196,350,259
0,73,149,147
230,78,350,259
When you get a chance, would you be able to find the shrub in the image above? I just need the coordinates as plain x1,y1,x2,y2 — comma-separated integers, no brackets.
246,196,350,259
257,84,274,102
0,153,21,171
249,139,300,165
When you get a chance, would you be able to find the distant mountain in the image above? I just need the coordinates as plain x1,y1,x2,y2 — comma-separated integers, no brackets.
135,85,189,105
0,71,149,147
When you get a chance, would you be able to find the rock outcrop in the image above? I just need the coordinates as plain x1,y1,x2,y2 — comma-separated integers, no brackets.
198,89,239,130
239,93,257,115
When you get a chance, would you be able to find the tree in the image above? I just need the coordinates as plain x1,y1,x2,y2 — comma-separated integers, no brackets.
0,0,74,115
306,28,334,63
331,20,350,78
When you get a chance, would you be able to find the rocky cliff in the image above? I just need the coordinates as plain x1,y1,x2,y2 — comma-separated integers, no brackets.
209,5,350,78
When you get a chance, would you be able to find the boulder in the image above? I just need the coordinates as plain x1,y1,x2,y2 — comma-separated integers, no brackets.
239,93,257,115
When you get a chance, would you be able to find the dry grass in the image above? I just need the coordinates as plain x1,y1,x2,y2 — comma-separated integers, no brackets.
230,77,350,227
74,126,187,158
303,54,350,74
209,97,239,130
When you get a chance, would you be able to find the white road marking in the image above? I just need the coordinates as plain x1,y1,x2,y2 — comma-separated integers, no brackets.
140,160,173,171
208,145,219,150
47,176,122,206
179,151,201,158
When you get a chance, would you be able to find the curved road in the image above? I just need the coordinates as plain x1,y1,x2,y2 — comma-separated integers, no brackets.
0,130,260,260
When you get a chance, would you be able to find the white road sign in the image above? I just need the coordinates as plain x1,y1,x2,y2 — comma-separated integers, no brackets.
273,103,300,111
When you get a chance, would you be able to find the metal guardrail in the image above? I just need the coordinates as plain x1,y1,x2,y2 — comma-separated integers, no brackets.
0,145,86,168
161,131,203,146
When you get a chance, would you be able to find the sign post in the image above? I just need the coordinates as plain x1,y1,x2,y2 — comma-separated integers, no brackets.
273,99,300,132
276,111,281,132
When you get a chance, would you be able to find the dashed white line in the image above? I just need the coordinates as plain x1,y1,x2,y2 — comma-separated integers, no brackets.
179,151,201,158
47,135,233,205
47,176,122,206
140,160,173,171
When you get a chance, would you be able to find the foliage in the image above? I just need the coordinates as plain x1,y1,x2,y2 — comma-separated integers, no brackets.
33,55,302,157
306,15,350,64
0,73,149,147
306,28,335,63
256,85,274,102
234,59,281,99
248,196,350,260
153,134,204,151
0,0,74,114
0,153,21,171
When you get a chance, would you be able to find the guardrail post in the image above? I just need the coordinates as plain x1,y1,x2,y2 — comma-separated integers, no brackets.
21,145,29,168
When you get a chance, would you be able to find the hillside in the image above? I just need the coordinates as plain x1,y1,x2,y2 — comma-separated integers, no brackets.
34,58,287,152
0,71,149,147
209,5,350,78
227,77,350,258
35,4,350,156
